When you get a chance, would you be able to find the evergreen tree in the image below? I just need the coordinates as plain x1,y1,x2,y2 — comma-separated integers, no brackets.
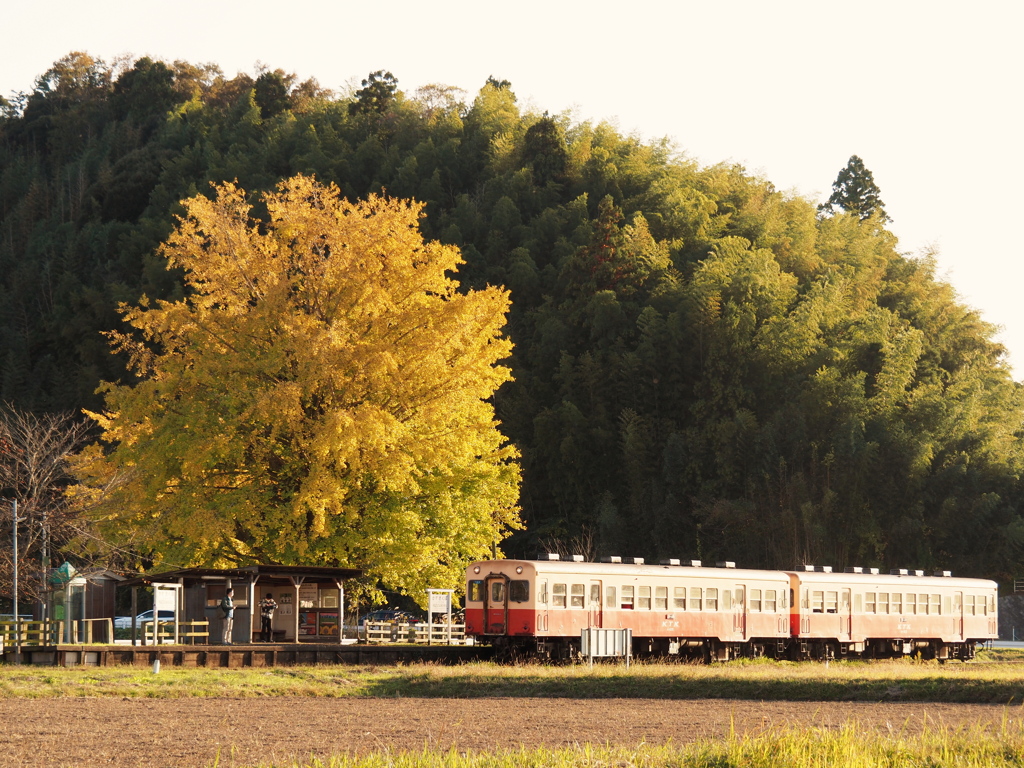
819,155,890,222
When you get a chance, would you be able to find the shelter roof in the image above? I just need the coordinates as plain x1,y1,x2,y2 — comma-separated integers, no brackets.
120,565,362,587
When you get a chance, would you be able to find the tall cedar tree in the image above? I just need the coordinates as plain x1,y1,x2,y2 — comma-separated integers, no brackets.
819,155,891,222
74,176,521,601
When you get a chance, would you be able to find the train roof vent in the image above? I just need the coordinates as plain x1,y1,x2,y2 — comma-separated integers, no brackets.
890,568,909,576
912,569,925,577
797,565,816,572
600,556,622,564
818,566,833,573
934,570,952,577
660,559,681,566
624,557,645,565
683,559,703,567
536,553,560,561
869,568,880,575
716,561,736,568
570,555,585,562
845,567,864,574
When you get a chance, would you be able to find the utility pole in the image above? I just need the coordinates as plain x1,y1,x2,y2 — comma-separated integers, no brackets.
11,499,25,665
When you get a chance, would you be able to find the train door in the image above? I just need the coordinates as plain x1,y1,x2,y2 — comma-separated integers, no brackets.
538,579,549,633
589,580,603,628
484,574,509,635
839,588,851,641
732,586,746,638
953,591,963,640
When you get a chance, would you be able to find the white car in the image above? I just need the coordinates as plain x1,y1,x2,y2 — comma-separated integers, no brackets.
113,610,176,629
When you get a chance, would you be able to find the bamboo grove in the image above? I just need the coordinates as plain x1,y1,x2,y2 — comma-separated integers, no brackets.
1,53,1022,592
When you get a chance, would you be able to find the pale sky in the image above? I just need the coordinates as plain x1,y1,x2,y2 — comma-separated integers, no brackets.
4,0,1022,377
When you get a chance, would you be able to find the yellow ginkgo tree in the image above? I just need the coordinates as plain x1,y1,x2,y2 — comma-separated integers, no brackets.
77,175,521,599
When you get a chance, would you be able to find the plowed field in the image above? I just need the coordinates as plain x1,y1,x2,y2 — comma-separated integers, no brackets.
0,697,1015,767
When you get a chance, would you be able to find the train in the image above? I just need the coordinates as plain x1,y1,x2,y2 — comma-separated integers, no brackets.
464,556,998,661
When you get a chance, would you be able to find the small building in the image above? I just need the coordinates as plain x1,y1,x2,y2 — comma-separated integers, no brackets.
48,563,125,643
120,565,362,645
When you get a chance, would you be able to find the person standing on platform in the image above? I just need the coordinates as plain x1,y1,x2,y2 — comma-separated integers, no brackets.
259,593,278,642
220,587,235,644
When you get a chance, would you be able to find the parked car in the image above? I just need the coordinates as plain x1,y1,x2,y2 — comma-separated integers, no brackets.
113,610,176,629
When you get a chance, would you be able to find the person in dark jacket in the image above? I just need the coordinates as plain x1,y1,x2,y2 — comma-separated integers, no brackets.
220,588,234,644
259,593,278,642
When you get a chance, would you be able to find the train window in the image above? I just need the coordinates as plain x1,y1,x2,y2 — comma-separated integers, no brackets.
989,595,997,614
979,595,987,616
781,590,787,609
510,580,530,602
865,593,876,613
491,582,505,602
919,593,929,614
571,584,585,608
673,587,686,609
590,584,601,605
878,593,889,614
606,586,616,609
750,589,761,612
811,591,824,613
765,590,777,612
638,586,652,610
539,580,548,604
553,583,566,608
690,587,702,611
706,588,718,611
621,586,634,610
825,591,838,614
906,593,916,614
931,594,941,615
891,593,902,615
468,580,484,602
853,593,862,613
655,586,668,610
966,594,976,616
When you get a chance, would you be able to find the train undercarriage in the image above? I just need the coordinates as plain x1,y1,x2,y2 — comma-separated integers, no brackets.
490,634,979,663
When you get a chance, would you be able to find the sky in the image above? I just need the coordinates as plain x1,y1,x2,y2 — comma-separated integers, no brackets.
4,0,1022,376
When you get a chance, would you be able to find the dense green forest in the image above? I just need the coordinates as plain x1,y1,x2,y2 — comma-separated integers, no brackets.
2,53,1023,582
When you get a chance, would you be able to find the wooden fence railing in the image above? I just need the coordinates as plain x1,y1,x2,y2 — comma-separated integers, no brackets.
0,620,63,646
363,622,467,644
140,620,210,645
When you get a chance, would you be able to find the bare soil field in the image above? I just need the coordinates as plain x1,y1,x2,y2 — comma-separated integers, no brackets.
0,697,1017,768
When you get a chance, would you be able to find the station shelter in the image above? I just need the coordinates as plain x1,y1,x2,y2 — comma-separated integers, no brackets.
47,563,125,643
120,565,362,644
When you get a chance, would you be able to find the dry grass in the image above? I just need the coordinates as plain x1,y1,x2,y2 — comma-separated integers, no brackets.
3,650,1024,703
221,720,1024,767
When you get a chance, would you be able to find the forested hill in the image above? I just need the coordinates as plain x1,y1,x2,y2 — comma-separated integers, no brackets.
2,54,1023,580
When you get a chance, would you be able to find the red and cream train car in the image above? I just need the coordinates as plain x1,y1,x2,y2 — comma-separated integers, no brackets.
465,557,791,660
789,567,998,661
465,557,998,661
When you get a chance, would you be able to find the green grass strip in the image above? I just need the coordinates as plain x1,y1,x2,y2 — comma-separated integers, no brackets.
4,653,1024,703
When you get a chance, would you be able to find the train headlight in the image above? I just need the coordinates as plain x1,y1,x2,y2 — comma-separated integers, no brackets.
473,566,481,574
516,566,523,574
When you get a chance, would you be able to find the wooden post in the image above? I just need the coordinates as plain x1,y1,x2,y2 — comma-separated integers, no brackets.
131,586,139,647
334,579,345,645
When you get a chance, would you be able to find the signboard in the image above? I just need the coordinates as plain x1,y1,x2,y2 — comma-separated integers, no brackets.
429,591,451,613
318,612,339,636
298,584,319,608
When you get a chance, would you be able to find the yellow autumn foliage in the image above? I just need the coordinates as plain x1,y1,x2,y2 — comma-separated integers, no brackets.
79,175,521,599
